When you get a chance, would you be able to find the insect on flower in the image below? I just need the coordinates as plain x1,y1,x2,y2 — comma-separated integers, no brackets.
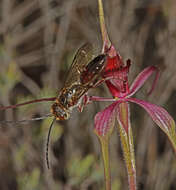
51,43,107,121
0,43,107,168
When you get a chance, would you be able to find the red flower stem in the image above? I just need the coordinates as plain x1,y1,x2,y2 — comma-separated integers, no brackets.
129,176,136,190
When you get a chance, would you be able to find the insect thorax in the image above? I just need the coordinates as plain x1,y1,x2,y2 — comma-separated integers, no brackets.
50,85,87,120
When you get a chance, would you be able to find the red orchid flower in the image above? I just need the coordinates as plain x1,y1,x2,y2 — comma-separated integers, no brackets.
90,44,176,189
92,0,176,190
94,44,168,138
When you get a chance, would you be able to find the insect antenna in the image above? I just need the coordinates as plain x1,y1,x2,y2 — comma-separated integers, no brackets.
46,118,56,169
0,113,53,126
0,97,56,110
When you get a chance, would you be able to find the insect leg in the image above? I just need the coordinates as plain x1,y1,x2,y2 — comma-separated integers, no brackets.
77,94,116,112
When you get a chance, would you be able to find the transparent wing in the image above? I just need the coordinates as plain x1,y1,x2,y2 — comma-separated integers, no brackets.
64,43,93,88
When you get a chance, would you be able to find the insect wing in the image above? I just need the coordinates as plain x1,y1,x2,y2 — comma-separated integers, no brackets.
80,54,106,85
64,43,93,88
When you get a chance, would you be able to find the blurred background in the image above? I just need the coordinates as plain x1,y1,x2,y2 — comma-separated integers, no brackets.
0,0,176,189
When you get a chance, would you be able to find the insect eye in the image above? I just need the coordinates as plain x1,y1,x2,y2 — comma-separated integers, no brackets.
60,95,66,104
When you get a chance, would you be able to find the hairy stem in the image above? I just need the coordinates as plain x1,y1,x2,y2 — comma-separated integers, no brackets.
98,0,111,49
99,136,111,190
117,102,136,190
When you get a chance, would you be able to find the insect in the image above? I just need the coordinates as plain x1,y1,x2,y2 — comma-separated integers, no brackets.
0,43,107,169
51,43,107,121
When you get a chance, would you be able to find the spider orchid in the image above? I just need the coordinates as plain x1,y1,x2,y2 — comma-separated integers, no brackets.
91,0,176,190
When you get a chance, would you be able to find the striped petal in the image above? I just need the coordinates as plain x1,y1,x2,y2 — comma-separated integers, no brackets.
128,98,176,152
94,102,118,137
128,66,159,97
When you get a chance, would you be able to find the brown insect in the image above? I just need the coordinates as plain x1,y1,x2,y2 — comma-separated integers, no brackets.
0,43,107,169
51,43,106,120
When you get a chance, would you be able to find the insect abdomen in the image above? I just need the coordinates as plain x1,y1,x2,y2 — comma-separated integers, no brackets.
80,54,106,84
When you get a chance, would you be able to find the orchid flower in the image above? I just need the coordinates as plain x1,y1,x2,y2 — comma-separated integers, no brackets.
90,0,176,190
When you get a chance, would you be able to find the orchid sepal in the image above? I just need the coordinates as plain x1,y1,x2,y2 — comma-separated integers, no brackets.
128,66,159,98
94,102,118,137
94,102,117,190
128,98,176,153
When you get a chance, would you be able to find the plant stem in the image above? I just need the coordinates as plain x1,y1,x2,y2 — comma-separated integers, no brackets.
99,137,111,190
117,102,136,190
98,0,111,49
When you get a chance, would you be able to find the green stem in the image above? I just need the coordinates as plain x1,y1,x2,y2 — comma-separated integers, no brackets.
99,136,111,190
98,0,111,49
117,102,136,190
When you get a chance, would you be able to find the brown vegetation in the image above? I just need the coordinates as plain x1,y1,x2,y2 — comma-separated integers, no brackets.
0,0,176,189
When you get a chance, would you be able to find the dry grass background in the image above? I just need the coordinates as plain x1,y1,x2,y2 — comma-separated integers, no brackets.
0,0,176,189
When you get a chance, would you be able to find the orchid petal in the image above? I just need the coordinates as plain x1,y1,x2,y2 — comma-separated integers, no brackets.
103,58,131,97
116,102,136,189
105,80,121,98
128,98,176,152
94,101,119,190
94,102,118,137
128,66,159,97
